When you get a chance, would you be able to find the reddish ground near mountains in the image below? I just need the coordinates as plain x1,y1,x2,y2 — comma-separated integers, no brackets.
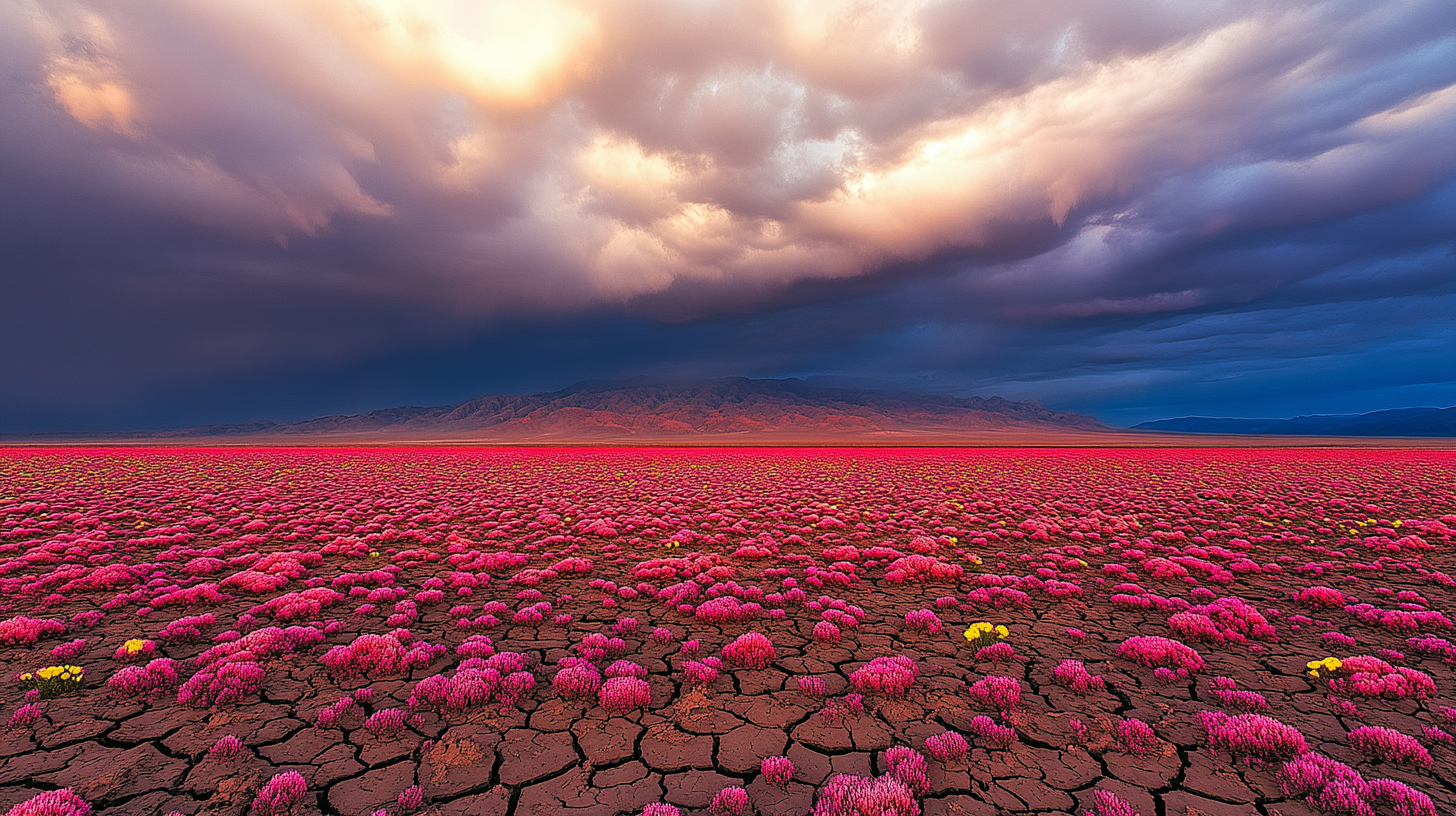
1,447,1453,816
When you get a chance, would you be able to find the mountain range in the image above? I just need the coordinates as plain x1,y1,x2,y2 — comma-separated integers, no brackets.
52,377,1109,443
10,379,1449,444
1133,407,1455,437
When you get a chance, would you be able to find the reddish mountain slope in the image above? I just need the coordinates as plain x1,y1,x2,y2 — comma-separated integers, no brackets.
166,378,1109,442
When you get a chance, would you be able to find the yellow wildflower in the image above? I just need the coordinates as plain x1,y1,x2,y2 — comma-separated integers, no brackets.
964,622,1010,648
1306,657,1343,679
122,638,148,654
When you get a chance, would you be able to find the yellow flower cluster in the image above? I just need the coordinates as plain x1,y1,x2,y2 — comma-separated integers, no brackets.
21,665,85,698
663,541,684,550
964,622,1010,648
122,638,149,654
1306,657,1343,679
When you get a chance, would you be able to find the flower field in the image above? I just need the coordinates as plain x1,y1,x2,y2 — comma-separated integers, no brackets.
1,447,1454,816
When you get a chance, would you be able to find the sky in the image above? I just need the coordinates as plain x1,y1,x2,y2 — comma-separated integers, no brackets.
2,0,1454,432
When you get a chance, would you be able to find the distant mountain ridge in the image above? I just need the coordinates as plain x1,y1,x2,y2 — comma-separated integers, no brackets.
1134,407,1455,437
78,377,1110,442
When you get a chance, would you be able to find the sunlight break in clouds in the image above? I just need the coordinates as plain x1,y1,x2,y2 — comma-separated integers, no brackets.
17,0,1453,308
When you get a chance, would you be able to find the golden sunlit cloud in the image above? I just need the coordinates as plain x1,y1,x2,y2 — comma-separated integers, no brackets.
12,0,1456,316
310,0,598,108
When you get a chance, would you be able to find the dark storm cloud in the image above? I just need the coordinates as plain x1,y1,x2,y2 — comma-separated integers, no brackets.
1,0,1453,431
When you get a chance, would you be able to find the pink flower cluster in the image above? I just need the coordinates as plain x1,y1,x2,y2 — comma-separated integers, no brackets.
924,731,969,762
0,615,65,646
575,633,629,661
197,625,323,667
1087,790,1141,816
1117,636,1204,678
761,756,794,786
883,746,930,794
552,658,603,700
606,660,647,678
1051,660,1105,693
708,786,750,816
966,715,1016,749
252,770,307,816
3,789,92,816
812,621,842,644
884,554,962,584
158,613,217,643
1345,726,1433,768
812,774,919,816
1295,586,1347,609
796,675,828,698
108,658,179,699
683,659,721,688
321,631,445,678
964,587,1030,610
850,656,918,698
364,707,411,736
49,639,86,660
975,642,1017,663
409,654,536,713
599,676,651,713
1197,711,1308,762
1207,677,1268,713
1115,719,1159,757
1169,596,1277,647
176,655,266,707
209,735,243,756
1405,636,1456,665
722,632,775,669
966,676,1021,712
455,635,496,660
397,785,425,813
694,596,764,623
903,609,942,634
1278,752,1436,816
8,704,42,729
1326,656,1436,700
247,587,342,621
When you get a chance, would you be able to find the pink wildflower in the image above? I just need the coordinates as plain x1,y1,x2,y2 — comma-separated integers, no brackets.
8,703,41,729
966,676,1021,712
599,676,651,713
3,789,92,816
552,659,603,700
812,774,919,816
1087,790,1142,816
850,656,918,698
797,676,828,698
723,632,775,669
761,756,794,786
903,609,943,634
1051,660,1105,693
966,715,1016,749
708,786,750,816
397,785,425,813
1197,711,1307,761
209,735,243,756
1115,719,1159,757
1117,636,1204,677
252,771,307,816
924,731,969,762
1346,726,1433,767
883,746,929,795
